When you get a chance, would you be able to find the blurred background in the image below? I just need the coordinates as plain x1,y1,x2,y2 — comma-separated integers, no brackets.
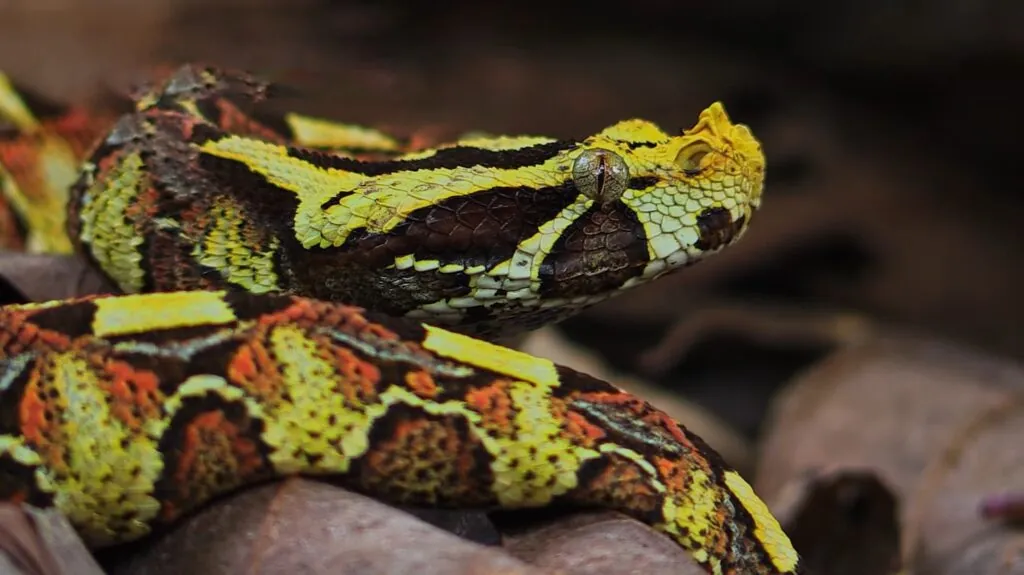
2,2,1022,572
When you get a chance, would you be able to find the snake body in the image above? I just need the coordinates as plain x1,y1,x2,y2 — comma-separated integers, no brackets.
0,63,800,574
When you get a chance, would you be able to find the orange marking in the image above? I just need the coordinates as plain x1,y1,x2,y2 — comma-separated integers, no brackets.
229,345,258,380
580,391,696,449
287,299,316,322
213,100,285,143
173,413,211,486
19,379,49,445
94,145,129,172
0,137,42,176
104,360,163,427
35,328,73,349
129,185,164,222
563,411,607,445
173,410,265,489
226,341,285,403
232,432,265,477
329,346,381,402
657,453,730,559
365,321,401,341
405,370,438,399
643,410,692,447
16,321,40,347
656,457,688,491
47,110,109,157
160,501,180,522
465,383,514,429
391,418,422,439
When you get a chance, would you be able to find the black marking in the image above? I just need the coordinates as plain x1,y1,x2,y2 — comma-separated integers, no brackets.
551,364,620,397
572,456,610,495
336,182,581,272
0,122,21,140
27,300,98,339
595,156,607,193
353,402,496,506
537,200,648,298
679,422,733,476
188,96,303,147
190,97,228,127
181,333,249,382
627,176,660,190
152,390,273,515
222,291,298,322
0,191,30,256
564,453,665,525
0,353,35,435
196,153,302,232
247,109,295,140
570,397,685,458
374,267,473,310
461,304,497,326
696,431,779,572
0,452,53,508
624,140,660,149
107,331,244,397
429,365,525,405
188,122,225,146
695,207,744,252
288,139,577,177
4,82,70,123
312,318,489,396
104,321,236,347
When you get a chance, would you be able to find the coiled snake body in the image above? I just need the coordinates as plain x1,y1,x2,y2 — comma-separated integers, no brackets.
0,64,801,575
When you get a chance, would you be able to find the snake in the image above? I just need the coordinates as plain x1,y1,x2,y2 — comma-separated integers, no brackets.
0,63,802,574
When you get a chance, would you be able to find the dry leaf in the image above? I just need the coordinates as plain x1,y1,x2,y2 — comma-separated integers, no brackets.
0,504,104,575
0,252,116,304
771,470,902,575
500,511,704,575
104,478,547,575
755,333,1024,574
903,400,1024,574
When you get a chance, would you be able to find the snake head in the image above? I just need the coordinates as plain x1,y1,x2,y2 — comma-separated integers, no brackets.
572,102,766,281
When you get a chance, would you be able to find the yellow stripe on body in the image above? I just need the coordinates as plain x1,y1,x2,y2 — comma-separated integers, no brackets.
285,113,402,151
723,471,800,573
91,291,235,337
419,326,604,508
199,135,582,250
421,324,560,388
0,72,40,131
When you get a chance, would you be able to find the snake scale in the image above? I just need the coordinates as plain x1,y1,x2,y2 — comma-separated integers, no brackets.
0,63,802,574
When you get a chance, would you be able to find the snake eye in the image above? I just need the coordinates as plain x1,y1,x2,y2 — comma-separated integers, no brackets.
676,141,713,175
572,149,629,205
